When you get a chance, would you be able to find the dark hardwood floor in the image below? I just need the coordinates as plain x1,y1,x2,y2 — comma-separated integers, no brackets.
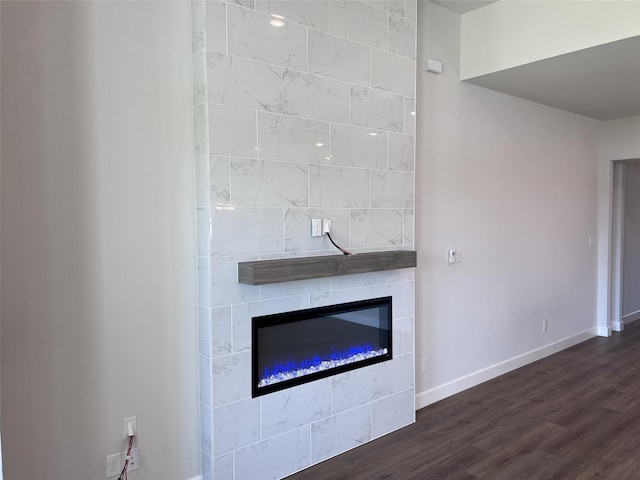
287,321,640,479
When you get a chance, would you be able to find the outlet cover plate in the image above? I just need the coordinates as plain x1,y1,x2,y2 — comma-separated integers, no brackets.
122,446,140,473
106,453,121,478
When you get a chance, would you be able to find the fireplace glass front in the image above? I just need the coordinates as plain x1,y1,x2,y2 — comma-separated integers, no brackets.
252,296,392,397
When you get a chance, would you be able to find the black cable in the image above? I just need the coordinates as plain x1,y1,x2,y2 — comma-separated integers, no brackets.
326,232,353,256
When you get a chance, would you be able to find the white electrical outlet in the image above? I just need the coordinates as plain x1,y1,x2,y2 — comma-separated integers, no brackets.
124,416,137,438
311,218,322,237
322,218,331,234
122,447,140,473
106,453,121,478
542,321,548,333
421,357,428,372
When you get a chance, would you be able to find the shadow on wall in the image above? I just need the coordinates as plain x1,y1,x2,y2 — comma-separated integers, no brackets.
1,2,104,477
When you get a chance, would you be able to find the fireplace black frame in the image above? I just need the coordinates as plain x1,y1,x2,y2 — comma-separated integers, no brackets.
251,296,392,398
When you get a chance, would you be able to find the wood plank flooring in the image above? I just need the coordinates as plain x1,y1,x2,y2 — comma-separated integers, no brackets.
286,321,640,479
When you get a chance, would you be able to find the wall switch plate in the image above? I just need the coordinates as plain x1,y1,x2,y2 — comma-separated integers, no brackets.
124,416,137,438
122,446,140,473
448,249,462,264
106,453,121,478
311,219,322,237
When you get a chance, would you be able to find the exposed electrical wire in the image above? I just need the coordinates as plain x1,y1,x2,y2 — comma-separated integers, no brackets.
118,434,134,480
326,232,354,256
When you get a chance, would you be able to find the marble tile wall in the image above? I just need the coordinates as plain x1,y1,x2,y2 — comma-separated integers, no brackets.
192,1,416,478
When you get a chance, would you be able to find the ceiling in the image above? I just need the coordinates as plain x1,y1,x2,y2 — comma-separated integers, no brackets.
430,0,497,14
429,1,640,121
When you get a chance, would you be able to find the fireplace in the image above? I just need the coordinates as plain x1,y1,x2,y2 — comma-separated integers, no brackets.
252,297,393,397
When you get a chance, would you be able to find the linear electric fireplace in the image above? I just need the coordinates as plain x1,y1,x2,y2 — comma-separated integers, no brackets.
252,297,392,397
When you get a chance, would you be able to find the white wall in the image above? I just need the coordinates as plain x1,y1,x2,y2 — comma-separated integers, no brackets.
623,163,640,319
596,117,640,333
416,2,600,407
460,0,640,79
1,2,199,479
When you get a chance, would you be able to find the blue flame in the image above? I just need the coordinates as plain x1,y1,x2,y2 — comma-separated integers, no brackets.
262,344,375,380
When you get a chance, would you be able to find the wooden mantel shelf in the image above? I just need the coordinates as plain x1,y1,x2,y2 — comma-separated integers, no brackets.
237,250,417,285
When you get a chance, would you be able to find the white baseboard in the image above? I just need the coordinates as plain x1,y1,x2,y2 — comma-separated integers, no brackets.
597,325,612,337
415,328,597,410
622,310,640,324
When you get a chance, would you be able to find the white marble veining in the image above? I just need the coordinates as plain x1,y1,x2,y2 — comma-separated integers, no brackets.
405,97,416,135
309,165,370,208
351,209,404,247
227,4,307,70
262,379,332,437
371,170,414,208
212,351,252,407
234,427,311,480
362,0,405,17
209,156,231,206
228,0,255,9
400,316,414,355
197,206,211,257
229,158,308,207
258,112,331,165
308,30,370,85
210,255,259,307
201,403,214,457
194,0,416,476
388,280,415,319
309,286,373,309
332,362,389,413
208,52,283,112
404,208,414,245
214,398,261,454
193,50,206,105
255,0,330,32
330,271,389,290
211,306,233,357
199,306,213,356
389,133,415,171
206,1,228,53
372,389,415,439
231,295,310,352
259,277,332,300
213,453,233,480
201,452,213,480
284,207,350,252
389,15,416,60
195,156,210,207
191,1,205,53
200,354,213,407
283,70,350,124
389,353,414,394
211,207,283,255
310,404,371,463
331,124,387,169
198,256,212,307
351,85,404,133
406,0,417,21
330,1,388,49
194,104,208,156
371,50,416,97
209,104,257,157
